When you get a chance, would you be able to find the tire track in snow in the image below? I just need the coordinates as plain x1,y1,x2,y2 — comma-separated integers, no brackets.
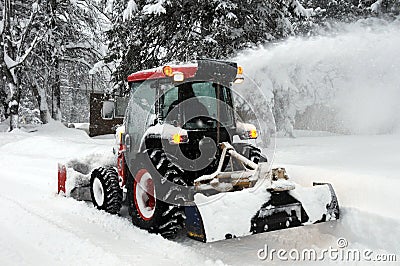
0,194,127,265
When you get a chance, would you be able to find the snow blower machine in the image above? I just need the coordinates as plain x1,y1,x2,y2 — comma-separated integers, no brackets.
58,59,339,242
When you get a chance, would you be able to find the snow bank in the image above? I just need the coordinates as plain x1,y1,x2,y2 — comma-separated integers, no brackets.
273,133,400,220
235,17,400,135
0,118,10,132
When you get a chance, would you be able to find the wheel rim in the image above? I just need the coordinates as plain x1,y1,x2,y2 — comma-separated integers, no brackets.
134,169,156,221
93,177,104,206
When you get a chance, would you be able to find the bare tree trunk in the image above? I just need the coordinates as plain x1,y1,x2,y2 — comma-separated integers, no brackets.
8,69,21,131
0,86,7,120
9,98,19,130
31,84,49,124
52,57,61,120
49,0,61,121
2,0,17,130
0,62,20,131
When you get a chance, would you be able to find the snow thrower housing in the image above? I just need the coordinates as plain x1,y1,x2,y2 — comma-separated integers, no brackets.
58,59,339,242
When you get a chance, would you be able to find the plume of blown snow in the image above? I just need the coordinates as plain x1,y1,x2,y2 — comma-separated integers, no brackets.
236,17,400,135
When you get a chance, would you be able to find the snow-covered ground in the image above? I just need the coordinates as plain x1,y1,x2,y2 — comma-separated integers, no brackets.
0,122,399,265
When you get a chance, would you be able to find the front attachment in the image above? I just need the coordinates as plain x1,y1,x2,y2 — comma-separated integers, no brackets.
185,204,207,242
186,187,271,242
57,153,116,201
313,182,340,221
58,163,67,194
185,168,339,242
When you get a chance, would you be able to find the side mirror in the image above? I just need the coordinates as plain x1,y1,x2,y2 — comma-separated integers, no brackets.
101,100,115,119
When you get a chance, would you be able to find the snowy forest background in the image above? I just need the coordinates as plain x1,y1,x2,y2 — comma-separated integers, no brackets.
0,0,399,134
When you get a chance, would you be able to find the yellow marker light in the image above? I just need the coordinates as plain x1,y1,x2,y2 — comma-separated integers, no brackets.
172,133,181,144
237,66,243,75
234,66,244,84
163,66,174,77
249,129,258,139
171,133,189,144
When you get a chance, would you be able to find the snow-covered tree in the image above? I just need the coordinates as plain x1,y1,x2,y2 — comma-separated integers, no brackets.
105,0,313,91
38,0,107,121
0,0,46,130
1,0,111,128
302,0,400,33
369,0,400,14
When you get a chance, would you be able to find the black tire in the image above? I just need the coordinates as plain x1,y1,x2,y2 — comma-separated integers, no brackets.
150,149,191,204
127,150,186,239
90,167,123,214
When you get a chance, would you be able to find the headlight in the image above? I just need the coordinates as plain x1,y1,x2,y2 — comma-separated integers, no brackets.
170,133,189,144
248,129,258,139
173,72,185,82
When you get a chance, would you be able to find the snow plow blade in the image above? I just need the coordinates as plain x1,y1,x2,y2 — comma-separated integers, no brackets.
185,181,339,243
185,144,339,242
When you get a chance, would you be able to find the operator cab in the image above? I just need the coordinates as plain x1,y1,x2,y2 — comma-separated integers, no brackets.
105,60,256,170
160,81,235,131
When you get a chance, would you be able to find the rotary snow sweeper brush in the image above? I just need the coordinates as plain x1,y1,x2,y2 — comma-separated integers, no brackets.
58,59,339,242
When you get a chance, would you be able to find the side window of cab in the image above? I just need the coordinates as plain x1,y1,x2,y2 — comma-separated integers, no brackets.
125,81,157,153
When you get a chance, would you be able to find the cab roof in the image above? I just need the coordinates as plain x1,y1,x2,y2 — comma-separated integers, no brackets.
127,59,239,86
127,63,198,82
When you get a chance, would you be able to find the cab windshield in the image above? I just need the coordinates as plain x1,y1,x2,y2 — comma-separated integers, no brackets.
160,82,234,129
